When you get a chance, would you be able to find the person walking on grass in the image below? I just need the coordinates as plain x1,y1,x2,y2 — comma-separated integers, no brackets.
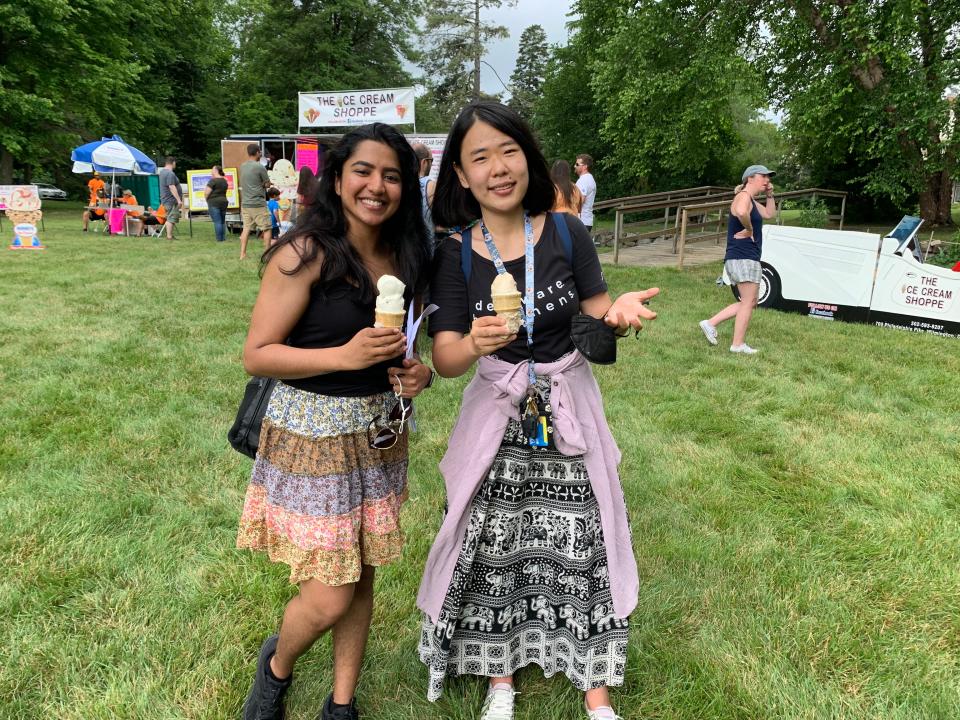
418,101,658,720
237,123,434,720
158,156,183,241
699,165,777,354
239,144,273,260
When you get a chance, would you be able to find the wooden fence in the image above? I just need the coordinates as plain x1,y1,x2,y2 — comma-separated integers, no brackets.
674,188,847,268
596,186,847,267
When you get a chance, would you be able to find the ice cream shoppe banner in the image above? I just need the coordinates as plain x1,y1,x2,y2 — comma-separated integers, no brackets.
186,169,239,211
299,88,415,128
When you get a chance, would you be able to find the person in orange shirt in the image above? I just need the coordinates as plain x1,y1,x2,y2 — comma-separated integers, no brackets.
82,188,108,231
119,189,143,235
121,189,142,217
87,172,105,198
140,204,166,236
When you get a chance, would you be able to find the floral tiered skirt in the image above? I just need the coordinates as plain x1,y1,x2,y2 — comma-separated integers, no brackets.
237,382,409,585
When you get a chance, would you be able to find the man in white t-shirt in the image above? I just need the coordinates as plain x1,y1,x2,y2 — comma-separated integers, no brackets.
574,154,597,233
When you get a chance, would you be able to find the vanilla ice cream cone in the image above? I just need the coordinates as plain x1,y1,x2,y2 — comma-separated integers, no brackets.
491,273,523,334
374,310,406,329
492,292,523,333
374,275,407,328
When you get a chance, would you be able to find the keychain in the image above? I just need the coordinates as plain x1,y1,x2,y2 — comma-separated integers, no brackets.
531,394,553,448
520,387,540,442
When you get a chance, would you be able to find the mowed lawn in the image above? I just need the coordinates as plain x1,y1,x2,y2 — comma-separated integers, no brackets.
1,202,958,720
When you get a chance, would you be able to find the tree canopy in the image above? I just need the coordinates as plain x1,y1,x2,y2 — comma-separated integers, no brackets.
2,0,957,222
508,24,549,123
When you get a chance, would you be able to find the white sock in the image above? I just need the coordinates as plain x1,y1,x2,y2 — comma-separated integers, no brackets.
590,707,617,719
490,682,513,692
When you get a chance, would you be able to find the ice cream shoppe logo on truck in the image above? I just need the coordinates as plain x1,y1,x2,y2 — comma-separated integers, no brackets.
299,88,416,128
896,272,954,311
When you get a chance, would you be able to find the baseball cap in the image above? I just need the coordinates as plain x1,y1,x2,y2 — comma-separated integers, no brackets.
742,164,776,182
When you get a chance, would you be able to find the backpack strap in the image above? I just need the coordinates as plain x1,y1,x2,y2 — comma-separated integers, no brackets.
464,215,573,282
460,225,473,282
551,211,574,266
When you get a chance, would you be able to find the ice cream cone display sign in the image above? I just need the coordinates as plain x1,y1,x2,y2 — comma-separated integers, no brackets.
268,159,298,202
491,273,523,333
375,275,406,328
5,186,44,250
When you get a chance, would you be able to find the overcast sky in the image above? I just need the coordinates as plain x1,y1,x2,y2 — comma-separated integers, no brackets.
479,1,578,96
408,1,579,97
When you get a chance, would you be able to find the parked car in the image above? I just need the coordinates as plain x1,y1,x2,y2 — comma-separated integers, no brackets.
35,183,68,200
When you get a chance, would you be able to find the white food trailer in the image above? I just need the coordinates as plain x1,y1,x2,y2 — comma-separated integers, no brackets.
729,217,959,339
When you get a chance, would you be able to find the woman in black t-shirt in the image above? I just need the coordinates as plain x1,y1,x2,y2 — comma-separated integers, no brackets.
236,123,433,720
204,165,230,242
417,102,658,720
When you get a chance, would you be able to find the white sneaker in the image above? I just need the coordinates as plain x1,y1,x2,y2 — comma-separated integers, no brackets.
698,320,718,345
730,343,758,354
585,701,622,720
480,684,517,720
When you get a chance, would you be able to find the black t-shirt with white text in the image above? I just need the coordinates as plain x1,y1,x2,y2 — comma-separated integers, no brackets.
429,213,607,364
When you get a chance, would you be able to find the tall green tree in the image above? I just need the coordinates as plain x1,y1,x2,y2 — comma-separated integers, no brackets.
420,0,515,125
0,0,222,185
761,0,960,224
230,0,418,135
586,0,756,191
508,24,548,123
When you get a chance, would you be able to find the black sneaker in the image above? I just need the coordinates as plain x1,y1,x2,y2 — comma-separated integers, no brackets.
242,634,292,720
319,693,359,720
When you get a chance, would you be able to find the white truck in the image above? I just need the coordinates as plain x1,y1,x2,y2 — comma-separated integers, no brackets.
729,217,959,339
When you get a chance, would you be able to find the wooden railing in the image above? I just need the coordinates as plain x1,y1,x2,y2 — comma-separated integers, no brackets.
674,188,848,268
594,186,847,267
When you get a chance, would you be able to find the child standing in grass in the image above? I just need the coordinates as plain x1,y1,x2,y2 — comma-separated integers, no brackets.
266,187,282,242
417,101,658,720
236,123,433,720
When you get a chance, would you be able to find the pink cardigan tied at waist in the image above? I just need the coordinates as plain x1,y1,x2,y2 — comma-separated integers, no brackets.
416,350,639,622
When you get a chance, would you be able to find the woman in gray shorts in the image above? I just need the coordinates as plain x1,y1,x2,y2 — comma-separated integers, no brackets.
698,165,777,354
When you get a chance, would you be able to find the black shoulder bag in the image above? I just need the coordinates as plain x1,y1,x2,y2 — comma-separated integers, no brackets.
227,375,278,459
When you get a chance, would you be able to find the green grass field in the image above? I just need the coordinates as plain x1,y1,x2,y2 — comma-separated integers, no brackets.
2,202,958,719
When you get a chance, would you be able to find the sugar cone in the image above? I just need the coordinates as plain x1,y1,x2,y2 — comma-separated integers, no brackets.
374,310,405,329
492,292,522,333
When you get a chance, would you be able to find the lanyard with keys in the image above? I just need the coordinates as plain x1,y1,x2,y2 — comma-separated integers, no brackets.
479,213,551,447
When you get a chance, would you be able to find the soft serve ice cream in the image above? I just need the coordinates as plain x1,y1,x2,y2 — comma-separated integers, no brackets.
491,273,523,334
374,275,406,328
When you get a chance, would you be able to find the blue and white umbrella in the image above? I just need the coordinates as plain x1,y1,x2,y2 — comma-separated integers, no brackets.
71,135,157,175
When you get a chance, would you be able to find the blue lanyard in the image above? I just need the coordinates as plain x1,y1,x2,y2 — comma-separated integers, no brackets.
479,212,537,388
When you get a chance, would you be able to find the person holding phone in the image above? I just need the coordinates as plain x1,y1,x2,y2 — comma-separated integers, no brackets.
699,165,777,354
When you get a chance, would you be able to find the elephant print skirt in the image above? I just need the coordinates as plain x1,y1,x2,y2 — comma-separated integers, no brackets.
419,381,629,701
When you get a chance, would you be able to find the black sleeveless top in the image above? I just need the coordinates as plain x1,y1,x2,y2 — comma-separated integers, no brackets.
725,194,763,261
284,280,401,396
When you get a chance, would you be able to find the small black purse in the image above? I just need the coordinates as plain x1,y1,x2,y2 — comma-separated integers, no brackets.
227,376,278,459
570,314,619,364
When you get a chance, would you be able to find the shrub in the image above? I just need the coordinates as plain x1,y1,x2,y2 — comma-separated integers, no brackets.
926,230,960,268
796,196,830,228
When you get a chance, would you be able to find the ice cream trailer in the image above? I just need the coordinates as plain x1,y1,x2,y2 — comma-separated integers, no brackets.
728,217,960,338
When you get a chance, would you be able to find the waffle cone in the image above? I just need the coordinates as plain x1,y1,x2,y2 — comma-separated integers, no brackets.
374,310,405,328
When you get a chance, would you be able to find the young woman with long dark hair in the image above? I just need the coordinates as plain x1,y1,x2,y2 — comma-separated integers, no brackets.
237,123,434,720
417,101,658,720
550,159,584,216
